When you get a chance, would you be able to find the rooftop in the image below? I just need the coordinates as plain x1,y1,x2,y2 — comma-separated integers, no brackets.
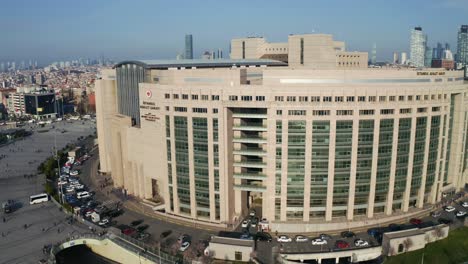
113,59,287,69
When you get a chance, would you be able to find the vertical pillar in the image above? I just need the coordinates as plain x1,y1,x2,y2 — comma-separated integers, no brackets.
417,115,432,208
347,117,359,220
325,119,336,221
187,116,197,218
208,117,216,222
402,116,417,212
385,118,399,215
280,119,288,221
303,119,313,221
367,117,380,218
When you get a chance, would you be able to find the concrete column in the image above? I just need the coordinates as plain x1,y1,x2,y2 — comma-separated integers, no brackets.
169,115,179,214
280,119,288,221
417,115,432,208
264,113,277,222
367,117,380,218
347,117,359,220
325,119,336,221
431,114,445,204
385,118,399,215
402,116,417,212
303,119,313,222
207,117,216,222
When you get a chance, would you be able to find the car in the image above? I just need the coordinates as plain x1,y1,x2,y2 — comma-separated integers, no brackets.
388,224,402,232
130,219,143,227
462,201,468,208
74,161,81,166
438,218,453,225
249,209,256,217
98,218,110,226
319,234,332,240
85,210,94,218
160,230,172,239
137,224,149,232
354,239,369,247
277,235,292,243
431,211,442,218
70,170,80,176
251,217,259,227
335,240,350,249
122,228,136,236
240,233,253,240
136,232,150,241
178,234,190,244
254,232,272,242
295,235,309,242
444,206,456,212
341,231,355,238
311,238,327,245
179,241,190,252
410,218,423,225
456,210,466,217
241,220,250,228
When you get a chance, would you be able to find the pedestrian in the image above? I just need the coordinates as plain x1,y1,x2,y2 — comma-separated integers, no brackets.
2,217,5,223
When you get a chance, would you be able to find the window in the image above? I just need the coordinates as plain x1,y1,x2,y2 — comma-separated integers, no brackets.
323,96,332,102
275,96,284,102
229,95,238,101
288,110,306,116
432,107,440,112
201,95,209,100
191,94,198,100
312,110,330,116
165,106,169,111
182,94,188,100
241,96,252,101
379,96,386,102
346,96,355,102
358,96,366,102
193,108,208,113
276,110,282,115
213,108,218,113
438,94,442,100
424,95,429,100
398,96,405,101
299,96,308,102
174,107,187,112
417,107,427,113
368,96,376,102
256,96,265,101
431,95,435,100
173,94,179,99
381,109,394,115
389,96,396,102
335,96,343,102
359,109,374,115
336,110,353,115
416,95,421,101
235,251,242,261
311,96,320,102
212,95,220,101
287,96,296,102
165,93,170,99
400,108,412,114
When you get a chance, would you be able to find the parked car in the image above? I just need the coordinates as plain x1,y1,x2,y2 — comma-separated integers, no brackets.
136,232,150,241
249,209,256,217
70,170,80,176
341,231,355,238
455,210,466,218
295,235,309,242
410,218,423,225
130,219,143,227
462,201,468,208
277,235,292,243
240,233,253,240
388,224,402,232
311,238,327,245
431,211,442,218
354,239,369,247
254,232,272,242
178,234,190,244
160,230,172,239
438,218,453,225
251,217,259,227
122,228,136,236
98,218,110,226
335,240,350,249
179,241,190,252
137,224,149,232
241,220,250,228
444,206,456,212
85,210,94,218
319,233,332,240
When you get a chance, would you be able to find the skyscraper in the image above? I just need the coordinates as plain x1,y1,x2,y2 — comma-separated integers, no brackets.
371,43,377,64
401,52,407,64
393,52,398,64
425,46,433,67
185,34,193,60
457,25,468,66
410,27,427,67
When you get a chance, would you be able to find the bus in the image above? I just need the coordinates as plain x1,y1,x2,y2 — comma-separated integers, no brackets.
29,193,49,205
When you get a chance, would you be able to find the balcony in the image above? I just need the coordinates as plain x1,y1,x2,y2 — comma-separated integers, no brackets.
233,148,267,156
232,125,267,132
233,161,267,169
233,184,267,192
233,173,267,180
232,113,267,119
233,135,267,144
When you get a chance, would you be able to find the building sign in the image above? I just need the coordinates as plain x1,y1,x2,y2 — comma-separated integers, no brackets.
139,101,159,110
416,71,445,76
141,112,159,122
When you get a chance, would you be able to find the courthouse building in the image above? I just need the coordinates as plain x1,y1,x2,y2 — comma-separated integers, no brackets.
95,34,468,232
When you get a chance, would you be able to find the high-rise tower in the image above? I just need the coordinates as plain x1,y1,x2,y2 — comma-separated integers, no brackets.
410,27,427,67
457,25,468,66
185,34,193,60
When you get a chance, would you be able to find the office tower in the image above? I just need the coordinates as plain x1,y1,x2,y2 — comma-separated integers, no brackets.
185,34,193,60
393,52,399,64
433,42,444,60
410,27,427,67
457,25,468,66
218,49,223,59
0,63,4,72
95,34,467,233
371,43,377,64
401,52,407,64
425,46,433,67
11,62,16,71
211,50,216,60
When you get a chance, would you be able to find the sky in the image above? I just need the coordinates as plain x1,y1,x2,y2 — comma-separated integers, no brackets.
1,0,468,65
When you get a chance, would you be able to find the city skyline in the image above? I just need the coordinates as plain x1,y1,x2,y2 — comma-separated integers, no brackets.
1,0,468,64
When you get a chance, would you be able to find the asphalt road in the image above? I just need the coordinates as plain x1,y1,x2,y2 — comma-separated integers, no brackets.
0,120,96,264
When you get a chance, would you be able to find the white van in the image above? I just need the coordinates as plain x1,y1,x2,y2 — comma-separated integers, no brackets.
77,191,90,199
